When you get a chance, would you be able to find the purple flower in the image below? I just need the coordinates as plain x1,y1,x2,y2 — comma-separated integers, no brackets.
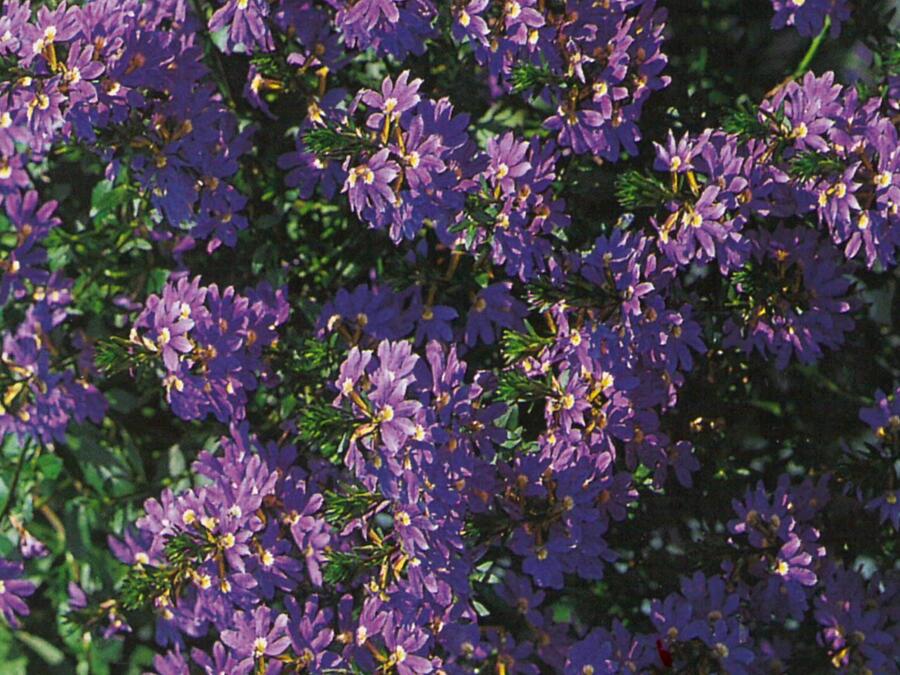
364,340,423,457
289,503,330,587
208,0,273,53
151,648,190,675
192,642,252,675
723,226,856,369
18,530,48,560
565,629,616,674
773,534,818,586
661,185,728,265
487,133,531,195
382,615,435,675
465,282,527,347
220,607,290,671
865,490,900,531
336,0,437,60
363,71,423,131
344,149,400,216
815,563,898,672
452,0,489,44
412,299,457,346
653,130,700,174
285,595,341,671
771,0,851,37
0,560,35,628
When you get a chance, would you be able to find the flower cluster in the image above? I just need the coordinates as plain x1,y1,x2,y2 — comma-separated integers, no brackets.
0,190,106,443
0,1,899,674
130,276,288,422
650,129,772,271
770,0,851,37
722,225,856,370
0,0,253,253
764,71,900,269
284,71,480,245
853,386,900,530
109,425,333,659
643,71,900,274
455,0,670,159
288,71,573,281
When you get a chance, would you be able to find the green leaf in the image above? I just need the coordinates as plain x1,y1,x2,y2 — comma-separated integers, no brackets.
37,455,63,481
614,170,674,210
167,445,186,478
15,631,65,666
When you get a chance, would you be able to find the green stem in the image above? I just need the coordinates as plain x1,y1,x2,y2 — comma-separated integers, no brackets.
792,15,831,80
0,440,34,526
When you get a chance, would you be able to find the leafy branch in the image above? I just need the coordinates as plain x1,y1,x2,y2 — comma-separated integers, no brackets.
118,531,217,611
297,402,356,464
501,322,554,366
615,170,675,210
510,62,560,95
789,150,845,180
496,371,552,404
323,486,383,527
303,126,377,160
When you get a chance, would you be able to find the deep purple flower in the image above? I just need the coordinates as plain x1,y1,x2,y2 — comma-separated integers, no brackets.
771,0,851,37
723,226,856,369
363,71,423,131
465,282,527,347
487,133,531,195
344,149,400,216
208,0,273,53
220,607,290,671
0,560,35,628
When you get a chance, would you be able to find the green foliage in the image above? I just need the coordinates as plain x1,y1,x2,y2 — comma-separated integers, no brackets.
615,170,675,210
296,403,355,464
323,486,382,527
789,150,846,180
509,62,559,95
496,371,552,404
722,99,771,140
500,322,553,366
2,1,899,671
303,126,376,160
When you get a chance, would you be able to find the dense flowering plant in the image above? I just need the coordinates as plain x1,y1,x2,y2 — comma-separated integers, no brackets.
0,0,899,673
